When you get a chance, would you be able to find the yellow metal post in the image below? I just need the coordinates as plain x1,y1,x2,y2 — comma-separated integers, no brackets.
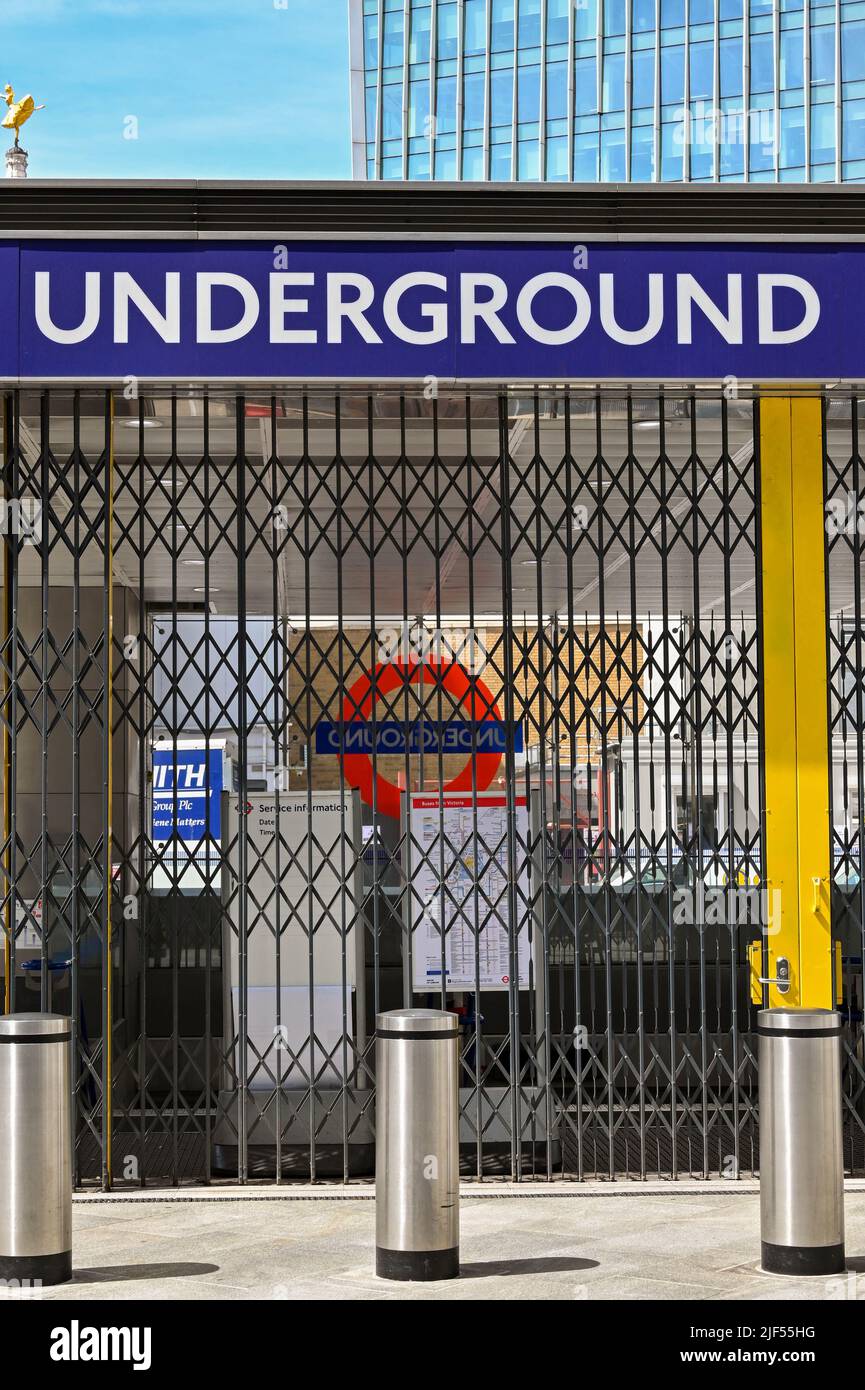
759,394,833,1008
790,398,832,1007
760,397,800,1007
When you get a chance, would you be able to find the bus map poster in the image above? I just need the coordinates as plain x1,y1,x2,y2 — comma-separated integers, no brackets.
408,791,531,992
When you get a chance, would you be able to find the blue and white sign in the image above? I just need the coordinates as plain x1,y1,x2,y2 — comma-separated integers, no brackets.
0,239,861,381
152,745,224,842
315,719,524,756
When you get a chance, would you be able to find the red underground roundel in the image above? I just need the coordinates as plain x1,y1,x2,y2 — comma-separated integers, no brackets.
339,660,503,819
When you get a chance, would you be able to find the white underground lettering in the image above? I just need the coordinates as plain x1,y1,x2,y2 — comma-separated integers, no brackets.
31,269,821,348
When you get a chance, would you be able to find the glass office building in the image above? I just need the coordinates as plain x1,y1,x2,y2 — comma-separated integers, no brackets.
348,0,865,183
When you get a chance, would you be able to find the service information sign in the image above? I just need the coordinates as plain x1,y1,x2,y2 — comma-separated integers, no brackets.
223,792,362,1088
0,239,862,381
409,790,531,992
225,792,359,989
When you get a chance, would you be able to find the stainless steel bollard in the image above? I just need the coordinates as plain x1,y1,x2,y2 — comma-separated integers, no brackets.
0,1013,72,1285
375,1008,459,1281
759,1007,845,1276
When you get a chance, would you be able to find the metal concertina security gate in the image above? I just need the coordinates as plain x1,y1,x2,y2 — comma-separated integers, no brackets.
1,384,862,1187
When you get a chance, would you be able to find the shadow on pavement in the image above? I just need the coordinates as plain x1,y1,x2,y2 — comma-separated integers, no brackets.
459,1256,598,1279
72,1262,220,1284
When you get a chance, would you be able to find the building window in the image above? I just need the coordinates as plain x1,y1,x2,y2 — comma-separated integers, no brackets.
437,2,459,59
780,29,804,91
437,75,457,133
462,145,486,178
546,0,569,44
409,5,431,64
605,0,627,36
546,62,568,121
517,0,542,49
492,0,515,50
575,0,597,41
601,127,627,180
490,141,513,178
546,134,568,178
632,124,655,180
843,98,865,161
810,23,835,86
750,34,774,95
491,66,514,125
465,0,487,55
463,71,485,130
749,107,776,174
365,87,378,144
661,120,684,179
382,8,405,67
633,48,655,110
518,62,541,121
634,0,656,33
842,21,865,83
689,104,714,177
408,81,430,139
811,101,836,165
574,130,600,179
382,83,403,141
690,41,713,101
719,113,745,176
720,37,743,98
575,57,598,115
434,146,458,178
780,105,806,168
518,139,540,178
603,52,626,112
363,12,379,70
661,46,685,106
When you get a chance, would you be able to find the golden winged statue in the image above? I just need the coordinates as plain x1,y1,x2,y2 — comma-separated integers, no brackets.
2,85,46,147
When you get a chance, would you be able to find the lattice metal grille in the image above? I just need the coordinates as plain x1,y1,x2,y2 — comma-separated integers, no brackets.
825,397,865,1173
0,385,828,1186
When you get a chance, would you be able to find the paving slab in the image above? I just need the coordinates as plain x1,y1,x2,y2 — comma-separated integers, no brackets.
8,1190,865,1301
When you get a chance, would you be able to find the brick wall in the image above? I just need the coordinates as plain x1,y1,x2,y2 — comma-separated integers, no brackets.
287,624,642,793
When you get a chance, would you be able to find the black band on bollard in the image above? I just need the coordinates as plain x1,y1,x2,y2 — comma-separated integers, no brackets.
761,1241,845,1276
0,1250,72,1285
0,1032,72,1045
755,1026,841,1039
376,1246,459,1281
376,1028,460,1041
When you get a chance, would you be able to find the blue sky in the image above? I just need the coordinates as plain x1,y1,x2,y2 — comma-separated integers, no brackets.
0,0,352,179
